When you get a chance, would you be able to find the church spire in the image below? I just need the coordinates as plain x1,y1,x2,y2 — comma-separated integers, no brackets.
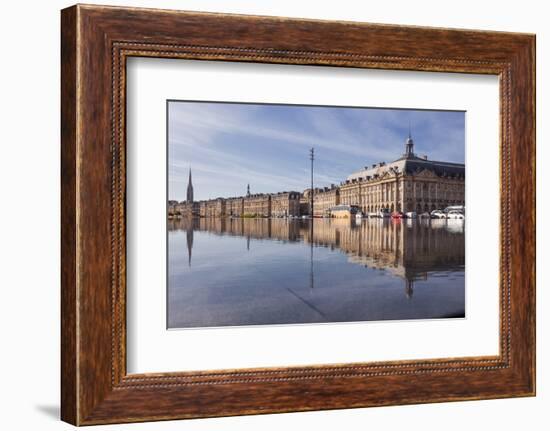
186,168,194,203
404,123,415,158
246,183,251,197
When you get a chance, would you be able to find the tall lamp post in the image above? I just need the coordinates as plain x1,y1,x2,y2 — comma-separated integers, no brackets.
309,147,314,217
309,147,315,289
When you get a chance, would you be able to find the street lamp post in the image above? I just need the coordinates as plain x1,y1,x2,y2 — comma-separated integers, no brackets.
309,147,315,289
310,147,314,217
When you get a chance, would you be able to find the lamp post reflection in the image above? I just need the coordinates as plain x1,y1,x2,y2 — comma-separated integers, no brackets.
310,220,314,290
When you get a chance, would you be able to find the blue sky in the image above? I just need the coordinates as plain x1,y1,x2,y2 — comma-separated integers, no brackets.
168,101,464,201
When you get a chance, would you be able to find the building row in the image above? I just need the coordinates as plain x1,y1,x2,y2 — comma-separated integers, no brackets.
169,191,301,218
168,133,465,218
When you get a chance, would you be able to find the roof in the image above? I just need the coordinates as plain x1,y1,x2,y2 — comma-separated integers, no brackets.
346,154,465,182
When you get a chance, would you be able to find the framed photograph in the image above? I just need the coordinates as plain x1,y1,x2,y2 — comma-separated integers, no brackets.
61,4,536,425
165,101,466,330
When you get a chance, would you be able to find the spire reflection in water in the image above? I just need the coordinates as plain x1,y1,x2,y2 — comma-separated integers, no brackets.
168,217,465,328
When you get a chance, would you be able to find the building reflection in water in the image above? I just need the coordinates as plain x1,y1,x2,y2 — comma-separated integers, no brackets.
170,217,464,300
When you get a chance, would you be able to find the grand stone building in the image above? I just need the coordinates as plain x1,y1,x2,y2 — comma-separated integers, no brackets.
243,193,272,217
226,197,244,217
311,185,340,217
341,133,465,214
271,191,301,217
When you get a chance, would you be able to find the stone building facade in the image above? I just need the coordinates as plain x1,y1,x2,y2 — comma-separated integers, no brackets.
226,197,244,217
271,191,301,217
342,134,465,214
199,199,225,217
167,200,179,217
182,202,199,217
204,198,226,217
243,194,272,217
199,201,207,218
312,185,340,217
168,201,198,218
300,190,312,216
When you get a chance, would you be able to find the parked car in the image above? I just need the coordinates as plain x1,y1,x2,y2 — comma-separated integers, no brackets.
419,212,431,219
379,209,391,218
446,210,465,220
444,205,465,214
391,211,405,219
405,211,417,219
430,210,446,219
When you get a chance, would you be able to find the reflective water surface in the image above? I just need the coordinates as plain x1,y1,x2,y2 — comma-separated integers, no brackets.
168,217,465,328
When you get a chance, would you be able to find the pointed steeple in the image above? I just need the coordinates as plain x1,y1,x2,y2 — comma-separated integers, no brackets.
246,183,251,197
186,167,194,203
404,123,415,158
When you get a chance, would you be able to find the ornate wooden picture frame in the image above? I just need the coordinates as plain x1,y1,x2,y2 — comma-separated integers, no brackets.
61,4,535,425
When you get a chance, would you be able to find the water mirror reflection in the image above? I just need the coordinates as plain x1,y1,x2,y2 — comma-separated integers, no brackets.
168,217,465,328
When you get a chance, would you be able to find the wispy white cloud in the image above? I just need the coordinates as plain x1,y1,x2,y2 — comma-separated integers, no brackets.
168,101,464,201
169,103,396,160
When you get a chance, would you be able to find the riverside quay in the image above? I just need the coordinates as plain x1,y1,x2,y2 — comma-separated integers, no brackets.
169,133,465,219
